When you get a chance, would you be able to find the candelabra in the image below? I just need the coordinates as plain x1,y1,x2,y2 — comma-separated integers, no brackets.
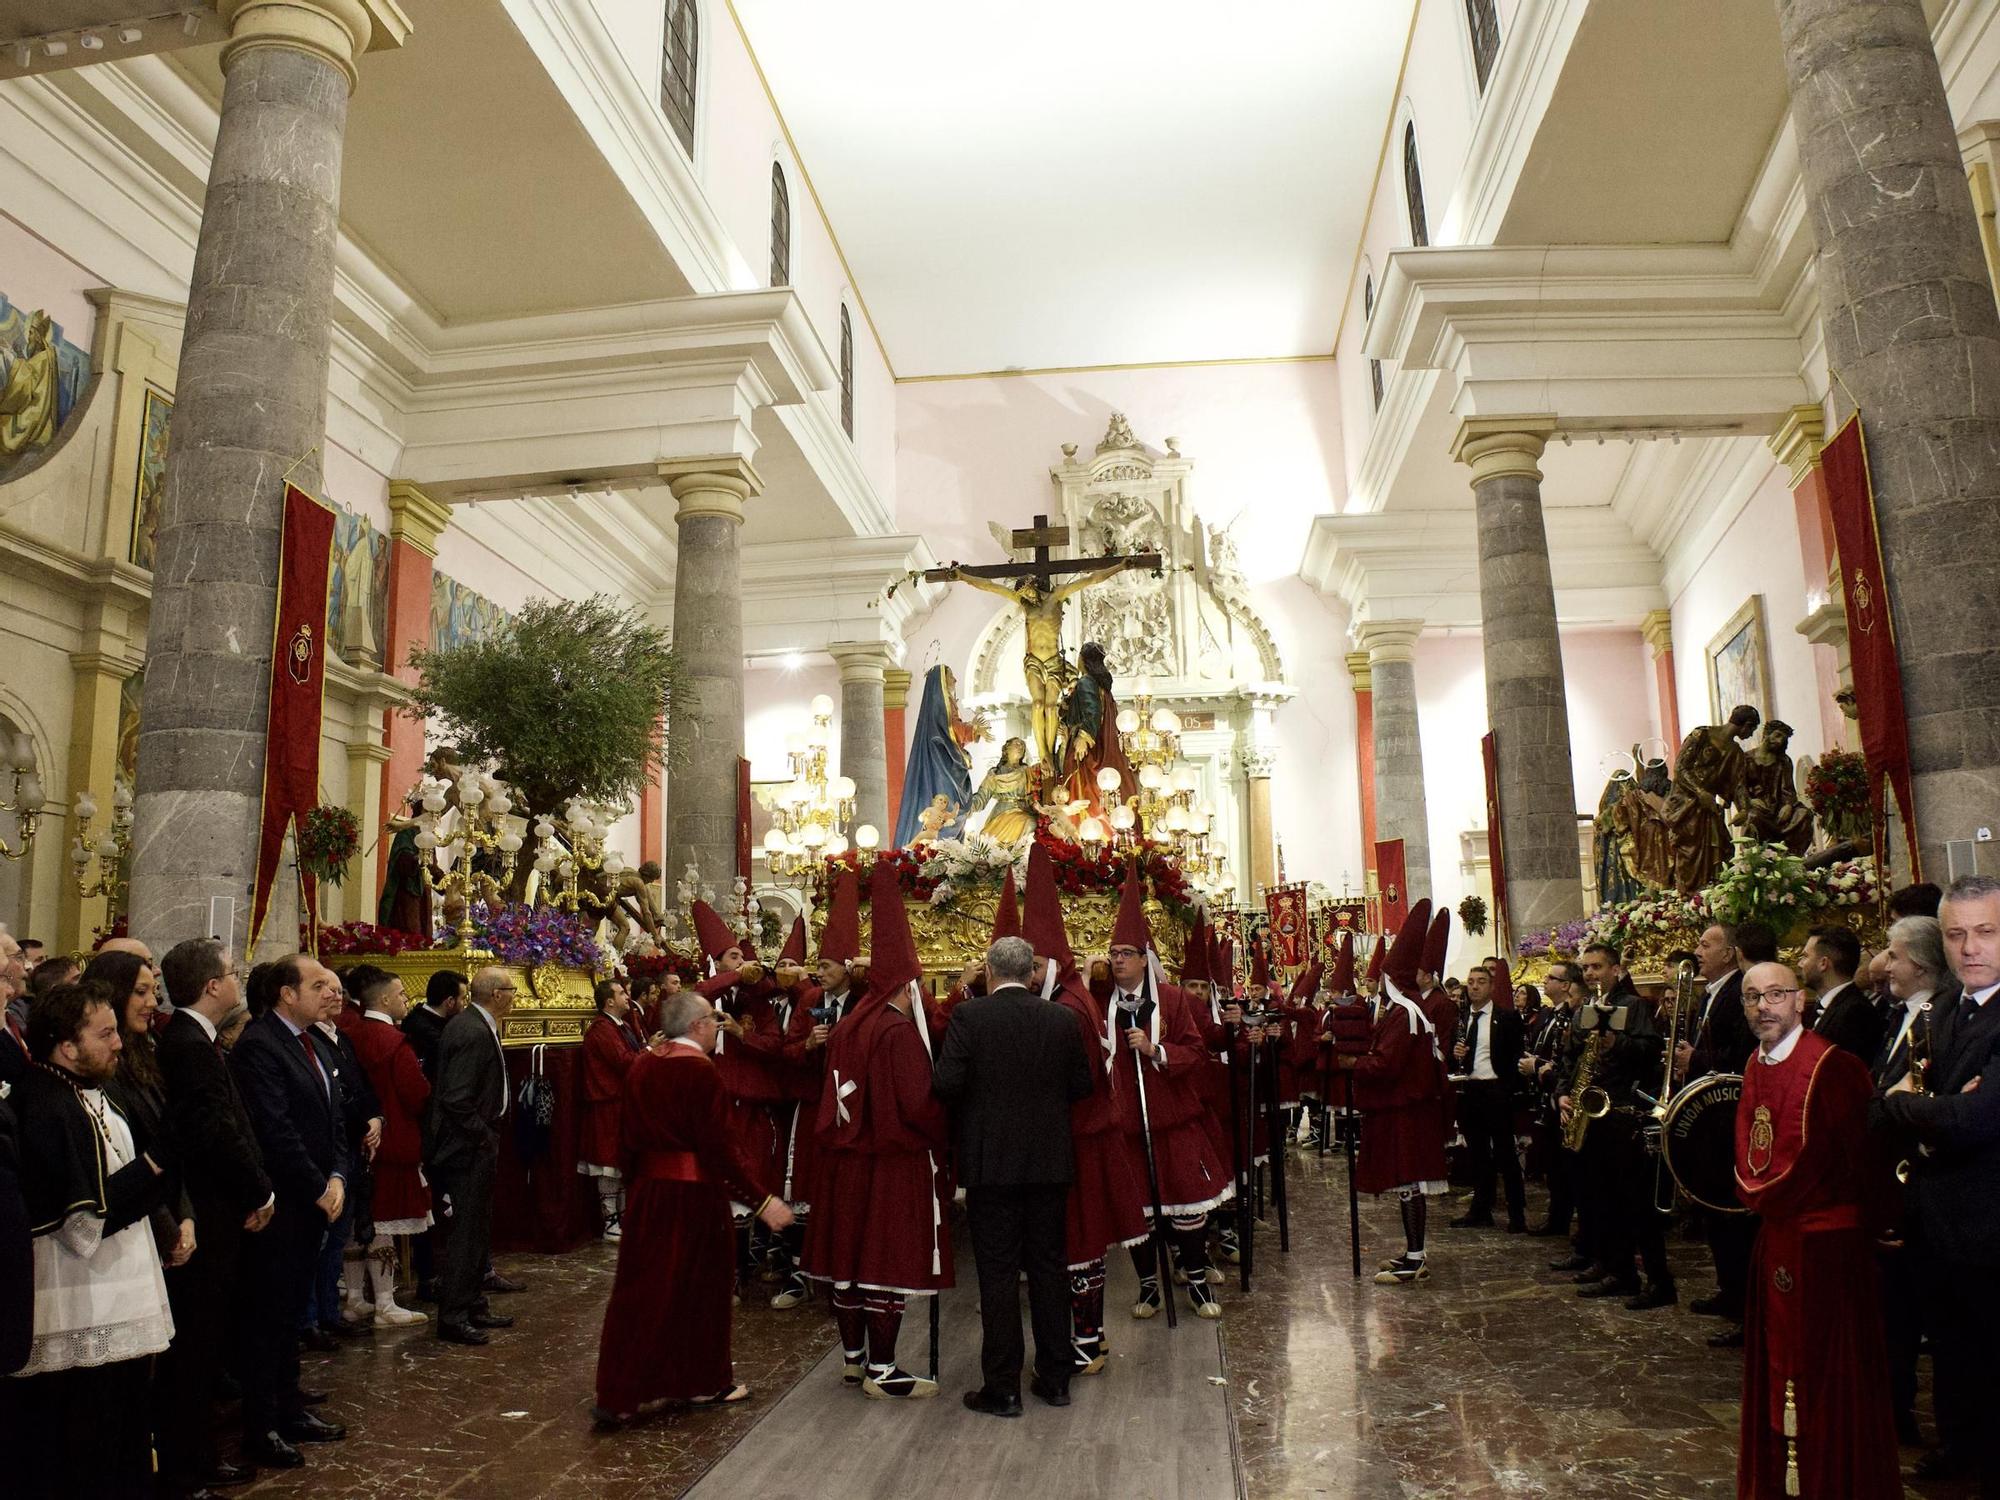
412,769,524,945
2,733,44,863
531,799,629,917
69,781,131,916
762,694,863,880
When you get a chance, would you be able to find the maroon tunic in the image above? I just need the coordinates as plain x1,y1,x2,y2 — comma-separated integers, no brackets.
777,980,865,1208
696,972,791,1195
594,1046,774,1413
1351,994,1448,1195
801,1002,953,1295
1103,981,1232,1217
1053,974,1149,1266
578,1012,645,1170
346,1012,431,1225
1734,1029,1898,1499
1419,986,1459,1139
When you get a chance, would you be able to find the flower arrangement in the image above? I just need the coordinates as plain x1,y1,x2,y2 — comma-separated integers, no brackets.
1458,895,1488,936
819,831,1197,924
1815,857,1878,908
1516,916,1596,958
317,920,434,957
1708,838,1817,931
1804,749,1871,842
918,833,1027,908
297,803,361,887
471,901,605,972
1585,891,1711,958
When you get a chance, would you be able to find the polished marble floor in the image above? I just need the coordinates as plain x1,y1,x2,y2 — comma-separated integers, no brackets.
236,1148,1959,1499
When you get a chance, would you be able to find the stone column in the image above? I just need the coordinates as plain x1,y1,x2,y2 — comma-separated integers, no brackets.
341,729,392,924
1639,609,1682,760
662,460,758,890
1242,746,1277,896
828,641,893,839
1357,619,1431,902
1451,417,1583,935
883,667,912,834
1347,650,1377,866
128,0,407,956
374,480,449,889
1775,0,2000,874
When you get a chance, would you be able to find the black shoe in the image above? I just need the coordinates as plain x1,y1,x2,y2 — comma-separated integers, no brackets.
482,1272,525,1295
241,1432,303,1470
328,1316,371,1339
1569,1264,1608,1285
1578,1277,1639,1300
1706,1325,1745,1348
437,1321,490,1346
962,1388,1023,1418
1506,1219,1527,1234
280,1411,345,1444
1624,1282,1677,1311
1029,1375,1071,1408
1913,1449,1972,1481
470,1310,514,1329
1551,1253,1593,1273
298,1325,338,1354
1689,1295,1729,1318
298,1389,328,1406
1894,1410,1922,1447
1450,1213,1495,1229
202,1461,257,1488
1526,1222,1567,1238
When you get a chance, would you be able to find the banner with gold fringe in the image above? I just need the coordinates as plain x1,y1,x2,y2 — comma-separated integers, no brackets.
1481,731,1509,951
250,482,336,948
1373,838,1408,936
1264,882,1309,968
1819,415,1921,880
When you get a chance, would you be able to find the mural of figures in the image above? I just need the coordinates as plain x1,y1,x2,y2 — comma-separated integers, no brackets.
429,572,510,654
327,505,390,664
129,388,172,569
0,295,92,481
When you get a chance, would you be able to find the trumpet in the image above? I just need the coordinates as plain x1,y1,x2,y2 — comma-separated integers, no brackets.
1894,1001,1935,1185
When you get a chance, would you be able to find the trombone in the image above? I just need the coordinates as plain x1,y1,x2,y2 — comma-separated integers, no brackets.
1894,1001,1935,1184
1636,960,1702,1214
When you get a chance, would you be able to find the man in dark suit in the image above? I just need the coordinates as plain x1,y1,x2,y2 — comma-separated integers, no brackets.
1675,922,1758,1342
1449,963,1526,1230
402,968,464,1083
230,955,349,1470
933,937,1093,1417
155,938,276,1497
1800,925,1883,1063
1881,876,2000,1490
426,966,516,1346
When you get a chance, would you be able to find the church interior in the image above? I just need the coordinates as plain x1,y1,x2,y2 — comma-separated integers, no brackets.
2,0,1995,1497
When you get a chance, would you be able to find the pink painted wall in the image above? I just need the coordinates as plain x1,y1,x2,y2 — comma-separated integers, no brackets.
0,214,99,355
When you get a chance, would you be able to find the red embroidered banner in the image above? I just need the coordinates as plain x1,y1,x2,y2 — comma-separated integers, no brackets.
1264,882,1309,968
1374,838,1408,936
1820,415,1921,879
251,483,336,947
736,756,752,881
1481,731,1509,949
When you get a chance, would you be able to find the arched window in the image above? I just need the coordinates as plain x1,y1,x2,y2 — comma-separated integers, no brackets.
1364,274,1384,410
839,305,855,439
660,0,698,159
1403,122,1428,247
770,162,791,287
1464,0,1500,92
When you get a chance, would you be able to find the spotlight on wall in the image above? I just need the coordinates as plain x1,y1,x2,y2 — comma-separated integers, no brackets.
118,27,144,43
44,38,69,56
80,32,104,50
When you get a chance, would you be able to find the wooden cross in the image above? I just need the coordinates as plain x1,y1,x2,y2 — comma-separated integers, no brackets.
921,514,1161,591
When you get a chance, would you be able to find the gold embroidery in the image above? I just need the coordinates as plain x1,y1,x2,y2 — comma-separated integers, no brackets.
1774,1266,1794,1293
287,621,315,685
1748,1103,1775,1175
1851,568,1875,634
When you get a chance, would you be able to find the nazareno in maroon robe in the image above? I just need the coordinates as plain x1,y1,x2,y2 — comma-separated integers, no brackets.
593,1045,774,1414
1053,972,1150,1267
1734,1027,1899,1499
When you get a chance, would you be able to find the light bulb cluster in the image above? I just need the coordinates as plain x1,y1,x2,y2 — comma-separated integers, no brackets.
1072,679,1226,895
410,769,531,942
535,799,630,916
764,694,870,880
67,778,132,910
3,732,45,865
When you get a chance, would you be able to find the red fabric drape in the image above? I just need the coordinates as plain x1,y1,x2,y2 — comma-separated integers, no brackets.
1374,839,1408,935
1481,731,1508,950
1819,415,1921,879
491,1045,598,1253
251,483,336,947
736,757,752,882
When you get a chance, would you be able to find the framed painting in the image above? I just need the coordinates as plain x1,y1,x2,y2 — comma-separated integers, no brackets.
129,387,172,568
1706,595,1772,724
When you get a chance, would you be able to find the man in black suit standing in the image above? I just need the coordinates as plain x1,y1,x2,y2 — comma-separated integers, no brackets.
402,968,464,1083
231,955,349,1471
1449,963,1526,1231
1881,876,2000,1491
1800,925,1883,1062
155,938,275,1497
933,937,1093,1417
427,966,516,1346
1675,922,1757,1344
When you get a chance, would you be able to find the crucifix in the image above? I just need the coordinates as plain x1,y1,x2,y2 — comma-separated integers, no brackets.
921,514,1162,772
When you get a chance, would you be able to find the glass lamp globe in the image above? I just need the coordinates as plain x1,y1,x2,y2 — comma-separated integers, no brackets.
1149,707,1176,734
1115,708,1140,735
763,828,787,853
785,731,807,756
1078,818,1106,845
823,834,849,857
1095,767,1123,792
798,822,829,849
855,824,880,851
810,693,835,718
1171,766,1200,793
1109,805,1136,832
830,776,856,802
414,831,437,851
1138,764,1165,791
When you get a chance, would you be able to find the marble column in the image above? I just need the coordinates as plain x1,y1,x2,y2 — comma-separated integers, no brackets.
1243,746,1277,896
828,641,893,839
1776,0,2000,874
883,667,912,834
662,460,758,891
128,0,407,956
1451,417,1584,935
1347,651,1377,866
1639,609,1681,761
1358,619,1431,903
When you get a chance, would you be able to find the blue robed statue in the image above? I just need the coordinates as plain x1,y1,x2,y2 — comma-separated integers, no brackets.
893,664,975,847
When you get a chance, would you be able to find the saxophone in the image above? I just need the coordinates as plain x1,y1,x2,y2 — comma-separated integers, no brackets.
1560,996,1613,1152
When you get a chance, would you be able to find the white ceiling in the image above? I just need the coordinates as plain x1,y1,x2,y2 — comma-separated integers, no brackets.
735,0,1419,376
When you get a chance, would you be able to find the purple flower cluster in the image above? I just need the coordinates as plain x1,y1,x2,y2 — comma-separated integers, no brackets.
470,901,603,972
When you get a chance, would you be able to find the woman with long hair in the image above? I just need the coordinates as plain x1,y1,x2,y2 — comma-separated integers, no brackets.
83,950,194,1275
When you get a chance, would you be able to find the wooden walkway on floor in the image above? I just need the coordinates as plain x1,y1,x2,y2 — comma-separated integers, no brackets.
687,1253,1242,1500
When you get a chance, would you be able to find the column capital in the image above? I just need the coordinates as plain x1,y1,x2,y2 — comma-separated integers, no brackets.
1355,618,1425,664
1344,651,1372,693
827,640,896,685
1451,416,1557,485
386,480,452,558
660,457,762,525
882,667,913,711
217,0,409,94
1640,608,1675,658
1767,403,1828,487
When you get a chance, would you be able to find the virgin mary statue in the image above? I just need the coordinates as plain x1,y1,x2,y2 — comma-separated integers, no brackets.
892,664,976,847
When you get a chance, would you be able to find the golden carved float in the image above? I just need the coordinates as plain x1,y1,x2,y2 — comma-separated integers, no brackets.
812,891,1185,979
335,950,596,1048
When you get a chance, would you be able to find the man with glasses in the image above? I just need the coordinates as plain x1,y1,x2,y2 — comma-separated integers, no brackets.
426,966,517,1346
1524,961,1582,1239
1733,960,1896,1498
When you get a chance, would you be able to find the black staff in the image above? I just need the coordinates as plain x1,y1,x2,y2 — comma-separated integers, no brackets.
1121,985,1179,1329
1260,1022,1290,1253
1225,1014,1251,1293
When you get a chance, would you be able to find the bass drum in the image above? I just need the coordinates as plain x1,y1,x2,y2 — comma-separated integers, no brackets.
1660,1072,1747,1215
